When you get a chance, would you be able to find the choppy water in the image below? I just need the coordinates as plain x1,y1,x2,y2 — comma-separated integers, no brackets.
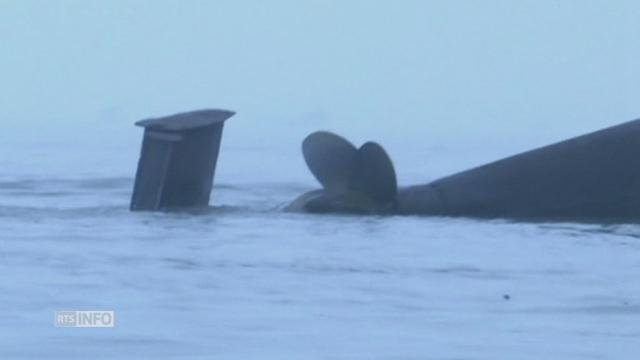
1,147,640,359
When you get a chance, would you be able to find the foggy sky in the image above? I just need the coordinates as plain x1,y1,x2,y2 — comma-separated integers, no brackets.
1,1,638,179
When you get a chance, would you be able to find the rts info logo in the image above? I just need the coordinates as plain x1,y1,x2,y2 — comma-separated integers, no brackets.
55,311,115,328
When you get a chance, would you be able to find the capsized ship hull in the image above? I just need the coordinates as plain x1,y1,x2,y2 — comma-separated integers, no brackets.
397,119,640,222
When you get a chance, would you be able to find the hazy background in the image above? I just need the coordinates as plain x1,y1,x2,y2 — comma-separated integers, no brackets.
1,3,640,358
1,0,638,185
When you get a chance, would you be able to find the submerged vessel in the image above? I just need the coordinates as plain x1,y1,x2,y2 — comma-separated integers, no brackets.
288,118,640,223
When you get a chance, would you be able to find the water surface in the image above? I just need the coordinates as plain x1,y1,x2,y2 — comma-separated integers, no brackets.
1,170,639,359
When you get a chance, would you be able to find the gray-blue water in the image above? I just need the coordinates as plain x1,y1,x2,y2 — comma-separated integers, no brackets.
1,138,640,359
2,0,639,357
